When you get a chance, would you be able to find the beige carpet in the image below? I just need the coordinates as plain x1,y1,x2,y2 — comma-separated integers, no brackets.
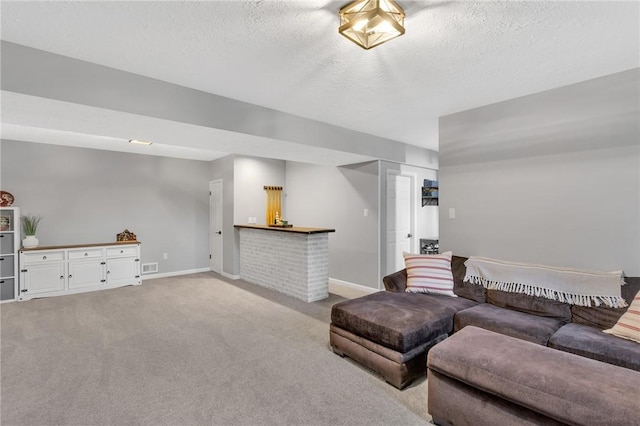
1,273,431,425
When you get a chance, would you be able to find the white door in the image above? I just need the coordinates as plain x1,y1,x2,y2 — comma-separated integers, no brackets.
209,180,223,274
386,172,414,275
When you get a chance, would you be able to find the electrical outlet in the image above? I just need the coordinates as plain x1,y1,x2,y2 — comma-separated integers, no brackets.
163,253,168,260
364,208,369,217
449,208,456,219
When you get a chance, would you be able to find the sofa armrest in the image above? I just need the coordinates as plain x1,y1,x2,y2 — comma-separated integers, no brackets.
383,269,408,293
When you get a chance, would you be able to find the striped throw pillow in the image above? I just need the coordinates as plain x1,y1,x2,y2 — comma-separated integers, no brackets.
403,251,456,297
603,290,640,343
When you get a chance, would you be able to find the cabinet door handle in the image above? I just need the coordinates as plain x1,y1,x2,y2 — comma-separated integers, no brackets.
0,258,4,261
42,256,47,260
0,235,4,238
120,250,124,254
107,271,111,274
69,274,72,278
60,276,64,279
0,280,4,284
84,253,88,257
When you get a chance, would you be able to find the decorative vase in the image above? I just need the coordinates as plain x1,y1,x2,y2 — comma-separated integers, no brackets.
22,235,39,248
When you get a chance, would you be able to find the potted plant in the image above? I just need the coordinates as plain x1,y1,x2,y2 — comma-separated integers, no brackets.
21,214,41,248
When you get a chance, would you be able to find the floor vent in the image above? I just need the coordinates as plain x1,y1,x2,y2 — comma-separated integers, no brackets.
142,263,159,274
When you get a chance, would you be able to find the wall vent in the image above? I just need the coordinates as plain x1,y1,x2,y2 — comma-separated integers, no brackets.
142,263,159,274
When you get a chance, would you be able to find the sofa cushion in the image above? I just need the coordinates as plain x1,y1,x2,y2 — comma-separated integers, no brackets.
428,326,640,426
571,277,640,330
382,255,487,303
454,303,566,345
571,304,629,330
404,251,456,296
331,291,477,353
451,255,486,303
487,289,571,321
549,322,640,372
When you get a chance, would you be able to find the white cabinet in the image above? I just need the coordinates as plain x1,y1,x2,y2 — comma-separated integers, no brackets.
68,260,105,290
106,245,140,287
19,242,141,301
0,207,20,302
20,262,65,296
68,248,106,290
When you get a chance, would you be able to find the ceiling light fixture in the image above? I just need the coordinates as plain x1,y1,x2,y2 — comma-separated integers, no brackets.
128,139,153,146
338,0,405,50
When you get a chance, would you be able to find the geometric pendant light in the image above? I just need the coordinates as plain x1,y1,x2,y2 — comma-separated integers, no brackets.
338,0,405,50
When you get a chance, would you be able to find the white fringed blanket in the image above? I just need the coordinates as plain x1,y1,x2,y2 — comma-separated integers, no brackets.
464,257,627,308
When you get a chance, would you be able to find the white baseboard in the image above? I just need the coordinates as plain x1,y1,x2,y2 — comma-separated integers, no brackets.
142,268,211,280
329,278,379,294
220,271,240,280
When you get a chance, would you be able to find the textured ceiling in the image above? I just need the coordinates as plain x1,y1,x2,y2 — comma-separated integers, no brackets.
1,0,639,161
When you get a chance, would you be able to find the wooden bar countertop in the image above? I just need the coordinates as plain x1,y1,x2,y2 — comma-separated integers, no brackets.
234,224,335,235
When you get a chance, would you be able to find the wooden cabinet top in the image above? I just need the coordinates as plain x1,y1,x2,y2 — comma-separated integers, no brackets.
20,241,141,252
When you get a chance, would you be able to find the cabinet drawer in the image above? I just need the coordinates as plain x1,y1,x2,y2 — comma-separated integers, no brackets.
106,246,138,258
0,255,15,277
69,248,104,260
0,234,14,254
0,278,15,301
22,251,65,263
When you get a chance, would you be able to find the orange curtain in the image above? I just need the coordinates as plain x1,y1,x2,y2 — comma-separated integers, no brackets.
265,186,282,225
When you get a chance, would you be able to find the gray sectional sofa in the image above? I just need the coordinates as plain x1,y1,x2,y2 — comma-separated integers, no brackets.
329,255,640,389
428,326,640,426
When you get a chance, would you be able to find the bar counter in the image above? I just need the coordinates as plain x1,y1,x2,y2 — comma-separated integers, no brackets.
233,224,335,235
234,224,335,302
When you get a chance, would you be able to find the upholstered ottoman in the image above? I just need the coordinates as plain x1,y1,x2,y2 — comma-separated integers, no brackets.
427,326,640,426
330,291,477,389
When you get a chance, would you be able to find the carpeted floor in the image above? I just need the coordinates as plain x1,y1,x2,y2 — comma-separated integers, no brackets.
1,273,431,425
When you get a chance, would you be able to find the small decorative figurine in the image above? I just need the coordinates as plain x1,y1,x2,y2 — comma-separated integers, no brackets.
117,229,137,241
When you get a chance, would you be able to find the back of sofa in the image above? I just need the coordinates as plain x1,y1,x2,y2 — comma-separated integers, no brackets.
570,277,640,330
381,256,640,327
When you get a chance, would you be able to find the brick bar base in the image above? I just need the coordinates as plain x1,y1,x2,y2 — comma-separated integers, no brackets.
238,228,330,302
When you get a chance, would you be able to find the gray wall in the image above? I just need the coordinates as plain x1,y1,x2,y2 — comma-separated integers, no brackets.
1,140,211,273
233,156,286,225
439,69,640,275
285,161,380,289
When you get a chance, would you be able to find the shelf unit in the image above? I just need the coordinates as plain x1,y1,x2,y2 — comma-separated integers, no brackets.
0,206,20,302
422,180,439,207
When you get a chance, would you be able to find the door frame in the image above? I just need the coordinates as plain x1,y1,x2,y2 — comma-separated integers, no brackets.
384,169,417,277
209,179,223,274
